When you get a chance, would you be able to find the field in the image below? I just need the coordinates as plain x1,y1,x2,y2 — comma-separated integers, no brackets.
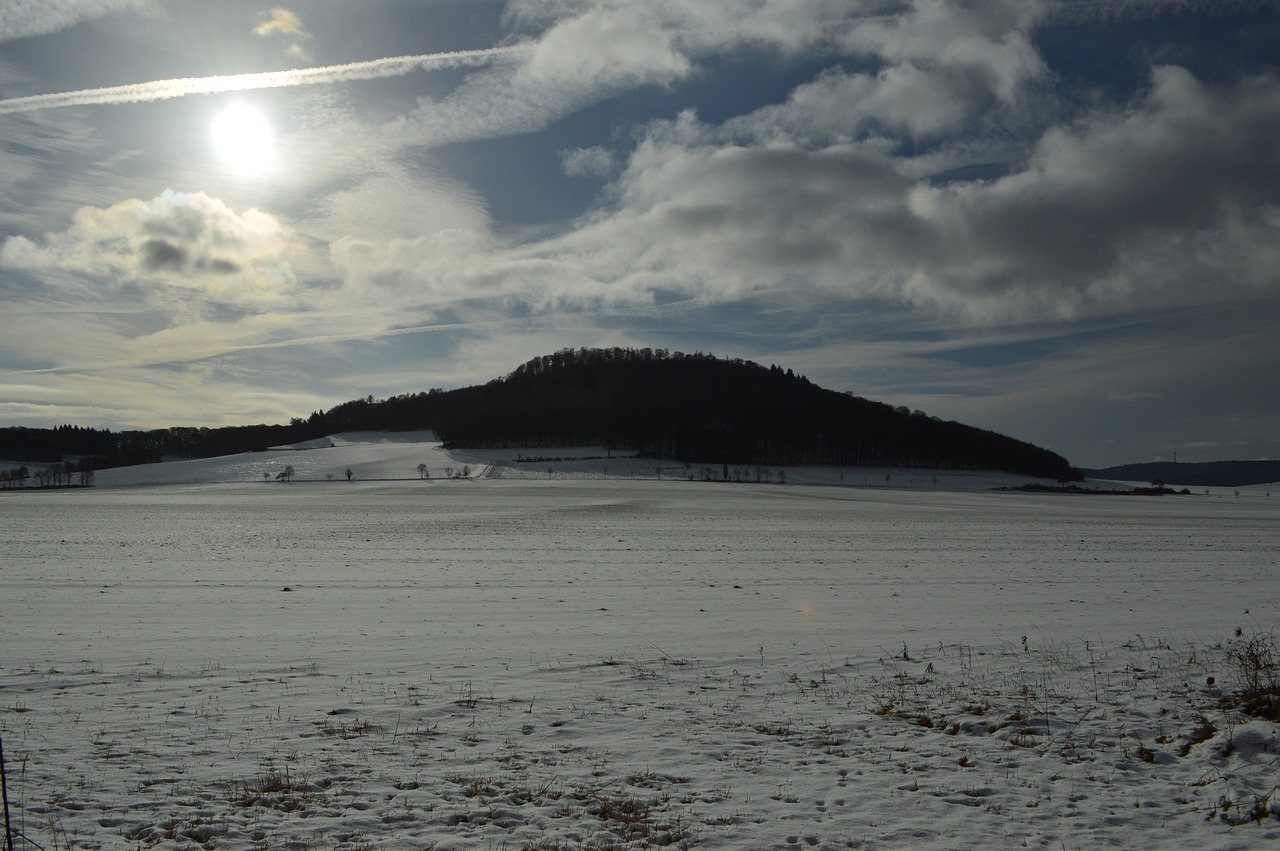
2,438,1278,849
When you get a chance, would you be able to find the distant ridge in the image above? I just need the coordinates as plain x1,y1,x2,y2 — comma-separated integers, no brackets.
1083,460,1280,488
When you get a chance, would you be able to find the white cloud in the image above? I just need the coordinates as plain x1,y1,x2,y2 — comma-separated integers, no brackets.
1046,0,1280,24
254,6,313,63
844,0,1048,104
308,168,491,243
393,0,867,151
561,146,617,178
331,229,497,303
518,6,692,91
109,5,1272,339
386,4,698,152
0,0,151,43
457,63,1275,323
725,66,980,144
0,361,334,429
319,56,1280,331
332,120,911,309
254,6,306,38
903,66,1280,315
503,0,866,57
1,189,303,306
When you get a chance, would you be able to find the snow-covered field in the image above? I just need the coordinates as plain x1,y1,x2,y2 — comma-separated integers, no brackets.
2,434,1278,849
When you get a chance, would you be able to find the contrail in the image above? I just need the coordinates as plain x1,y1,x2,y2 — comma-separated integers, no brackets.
0,45,528,115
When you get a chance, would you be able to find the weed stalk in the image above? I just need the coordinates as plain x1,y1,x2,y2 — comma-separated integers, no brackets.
1,734,14,851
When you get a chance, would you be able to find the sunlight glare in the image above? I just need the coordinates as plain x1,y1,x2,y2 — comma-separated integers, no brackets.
211,103,275,174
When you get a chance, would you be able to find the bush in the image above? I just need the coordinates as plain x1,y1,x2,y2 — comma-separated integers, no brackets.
1226,631,1279,721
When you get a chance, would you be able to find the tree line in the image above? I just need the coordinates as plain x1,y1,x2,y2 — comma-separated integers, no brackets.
1,462,94,488
0,421,332,470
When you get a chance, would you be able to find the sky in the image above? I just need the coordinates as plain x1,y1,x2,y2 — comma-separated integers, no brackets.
0,0,1278,468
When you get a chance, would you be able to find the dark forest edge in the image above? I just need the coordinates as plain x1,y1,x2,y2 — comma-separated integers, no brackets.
1,347,1077,482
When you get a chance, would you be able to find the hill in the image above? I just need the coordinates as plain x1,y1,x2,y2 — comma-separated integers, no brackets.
1,347,1076,480
325,348,1075,479
1082,460,1280,488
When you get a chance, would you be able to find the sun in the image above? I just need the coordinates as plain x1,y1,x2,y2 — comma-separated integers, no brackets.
211,103,275,174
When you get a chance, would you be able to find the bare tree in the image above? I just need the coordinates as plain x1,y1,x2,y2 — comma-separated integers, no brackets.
276,465,295,482
345,468,353,482
416,463,429,480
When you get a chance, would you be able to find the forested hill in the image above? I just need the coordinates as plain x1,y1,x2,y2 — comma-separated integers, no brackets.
321,348,1074,478
1,347,1076,480
408,349,1074,478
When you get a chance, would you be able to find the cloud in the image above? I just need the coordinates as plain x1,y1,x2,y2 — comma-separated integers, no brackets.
723,67,982,145
331,229,497,303
393,0,869,151
254,6,312,62
1108,389,1160,402
502,0,863,57
432,62,1274,323
0,0,151,43
0,360,335,429
1046,0,1280,24
566,127,912,299
331,126,907,310
903,66,1280,316
1,189,302,305
352,58,1280,325
308,168,491,243
391,0,1049,169
561,146,618,178
844,0,1047,103
518,6,692,91
675,2,1051,147
383,5,696,151
254,6,306,38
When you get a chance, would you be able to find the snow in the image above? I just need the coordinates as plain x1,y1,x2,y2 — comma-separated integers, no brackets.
2,433,1278,849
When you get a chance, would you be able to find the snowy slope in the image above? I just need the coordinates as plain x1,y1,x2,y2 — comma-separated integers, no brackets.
2,435,1278,849
86,430,1072,492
